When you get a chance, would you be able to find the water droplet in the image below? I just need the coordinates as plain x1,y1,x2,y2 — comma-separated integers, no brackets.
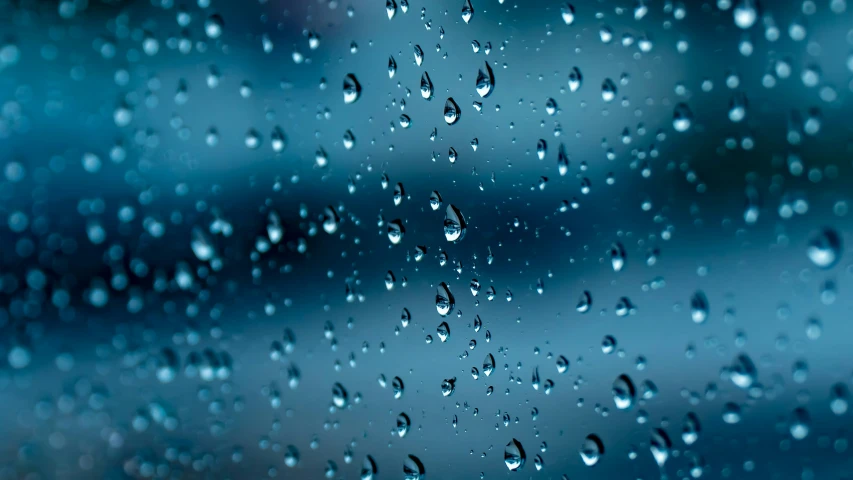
386,0,397,20
461,0,474,23
733,0,758,29
420,72,434,100
483,353,495,376
476,61,494,97
396,413,410,437
690,291,709,324
413,45,424,66
361,455,378,480
577,290,592,313
437,321,450,342
649,429,672,467
561,3,575,24
388,55,397,78
568,66,583,92
332,382,348,408
444,204,467,242
601,78,617,102
612,374,636,410
388,219,405,245
392,376,405,399
579,435,604,466
673,103,693,132
441,377,456,396
807,228,842,268
436,282,455,316
504,438,526,471
730,353,757,389
682,412,701,445
444,98,461,125
343,74,362,104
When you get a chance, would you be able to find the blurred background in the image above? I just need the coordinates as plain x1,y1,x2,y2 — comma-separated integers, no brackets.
1,0,853,478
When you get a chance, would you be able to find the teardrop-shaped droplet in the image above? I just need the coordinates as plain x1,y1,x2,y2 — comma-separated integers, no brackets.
386,0,397,20
730,353,757,389
536,139,547,160
545,97,558,116
476,61,495,97
332,382,348,408
807,228,842,269
682,412,701,445
388,55,397,78
579,434,604,466
429,191,443,210
448,146,458,164
568,66,583,92
436,321,450,342
435,282,455,316
323,206,340,234
576,290,592,313
673,103,693,132
413,45,424,66
403,455,424,480
343,129,356,150
557,143,569,176
561,3,575,24
461,0,474,24
444,97,461,125
483,353,495,376
504,438,526,471
387,219,405,245
601,78,617,102
690,290,709,324
343,73,361,104
421,72,434,100
392,376,405,399
361,455,378,480
444,204,466,242
650,429,672,467
612,374,636,410
396,413,410,437
440,377,456,396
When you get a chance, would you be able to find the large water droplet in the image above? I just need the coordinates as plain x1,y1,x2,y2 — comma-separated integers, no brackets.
561,3,575,24
343,74,362,104
649,429,672,467
461,0,474,23
435,282,455,316
504,438,526,471
612,374,636,410
807,228,842,268
421,72,434,100
444,204,467,242
579,434,604,466
476,61,494,97
444,97,461,125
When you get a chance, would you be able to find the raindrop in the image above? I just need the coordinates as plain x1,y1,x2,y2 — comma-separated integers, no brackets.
461,0,474,23
444,205,467,242
504,438,526,471
435,282,455,316
343,74,362,104
807,228,842,268
476,61,495,97
579,435,604,466
649,429,672,467
444,98,461,125
612,374,636,410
